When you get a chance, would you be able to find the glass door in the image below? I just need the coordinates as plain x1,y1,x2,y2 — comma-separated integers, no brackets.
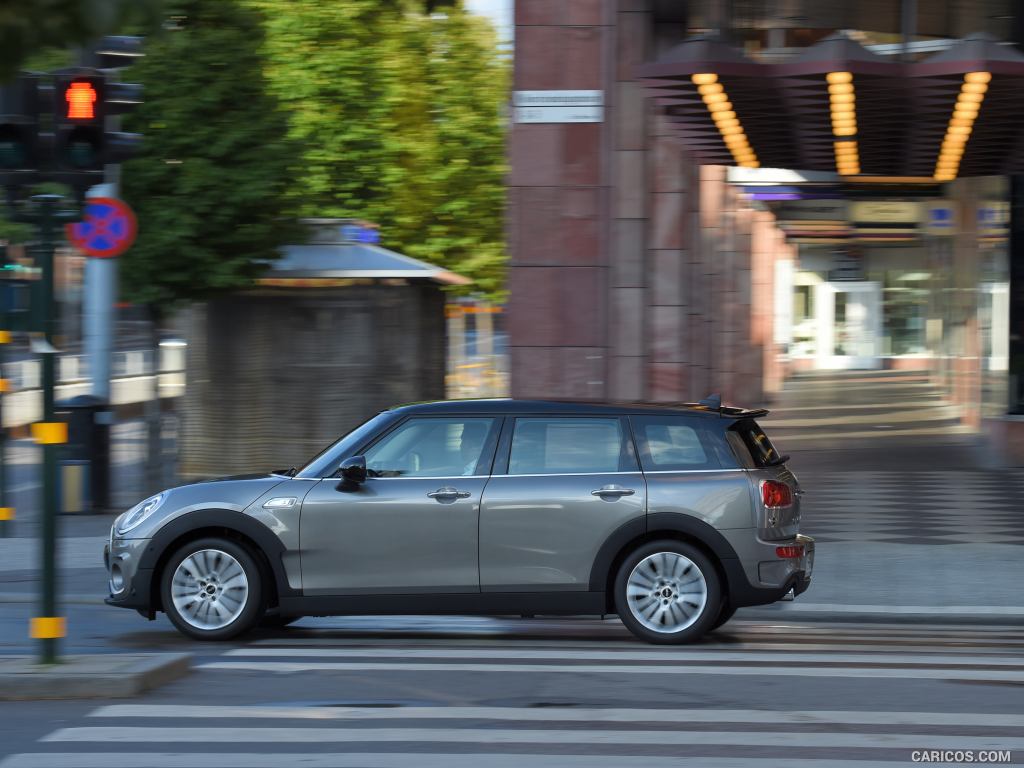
815,281,882,369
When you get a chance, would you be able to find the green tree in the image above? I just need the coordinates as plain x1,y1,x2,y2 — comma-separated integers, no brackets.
249,0,508,298
419,7,508,298
119,0,295,315
0,0,161,81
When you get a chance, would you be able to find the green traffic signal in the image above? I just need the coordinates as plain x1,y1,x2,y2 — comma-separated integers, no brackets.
0,125,30,170
60,126,102,169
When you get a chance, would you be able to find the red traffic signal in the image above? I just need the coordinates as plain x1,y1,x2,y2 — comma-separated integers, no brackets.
65,81,98,120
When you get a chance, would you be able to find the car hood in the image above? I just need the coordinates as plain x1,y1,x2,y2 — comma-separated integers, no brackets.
170,474,292,509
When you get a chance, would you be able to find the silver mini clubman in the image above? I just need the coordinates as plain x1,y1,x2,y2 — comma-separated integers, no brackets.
105,397,814,644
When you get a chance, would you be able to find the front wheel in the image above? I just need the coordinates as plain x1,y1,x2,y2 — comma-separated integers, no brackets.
161,537,264,641
614,540,722,644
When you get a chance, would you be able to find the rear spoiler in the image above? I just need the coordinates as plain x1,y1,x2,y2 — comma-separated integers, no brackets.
681,393,770,419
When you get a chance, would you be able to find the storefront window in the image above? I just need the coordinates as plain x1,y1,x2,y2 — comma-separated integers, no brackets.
882,271,930,356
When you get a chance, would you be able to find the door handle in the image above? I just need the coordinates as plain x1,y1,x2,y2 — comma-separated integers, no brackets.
427,487,471,500
591,486,636,498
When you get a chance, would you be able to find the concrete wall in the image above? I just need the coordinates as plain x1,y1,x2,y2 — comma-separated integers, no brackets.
180,285,446,478
508,0,793,406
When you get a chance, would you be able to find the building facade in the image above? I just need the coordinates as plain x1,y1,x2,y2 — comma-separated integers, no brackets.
507,0,1023,463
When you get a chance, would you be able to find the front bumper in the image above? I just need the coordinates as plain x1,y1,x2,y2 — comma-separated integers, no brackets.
104,535,154,611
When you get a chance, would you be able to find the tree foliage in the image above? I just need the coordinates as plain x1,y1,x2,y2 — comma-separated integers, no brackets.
249,0,509,298
0,0,161,81
119,0,295,316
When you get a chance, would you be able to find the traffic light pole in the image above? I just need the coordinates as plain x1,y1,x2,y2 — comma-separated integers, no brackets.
29,194,68,664
0,319,9,538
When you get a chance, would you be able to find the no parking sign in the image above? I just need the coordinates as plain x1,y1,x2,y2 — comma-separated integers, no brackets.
66,197,137,258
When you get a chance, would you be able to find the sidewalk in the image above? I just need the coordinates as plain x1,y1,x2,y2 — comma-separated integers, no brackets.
752,370,1024,623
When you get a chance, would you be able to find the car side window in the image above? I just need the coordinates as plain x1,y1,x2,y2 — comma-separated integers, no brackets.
630,416,721,472
363,417,497,478
507,417,637,475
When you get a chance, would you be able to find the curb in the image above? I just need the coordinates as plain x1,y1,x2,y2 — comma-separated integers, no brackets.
0,593,104,605
0,652,191,700
738,606,1024,626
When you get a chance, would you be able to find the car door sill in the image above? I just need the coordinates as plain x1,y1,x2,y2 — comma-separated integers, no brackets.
279,591,607,616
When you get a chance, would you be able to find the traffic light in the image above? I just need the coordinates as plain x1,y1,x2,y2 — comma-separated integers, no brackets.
51,66,142,187
53,70,105,179
0,74,41,189
94,36,144,165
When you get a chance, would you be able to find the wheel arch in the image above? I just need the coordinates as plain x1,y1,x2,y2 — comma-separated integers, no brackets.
140,508,294,613
589,513,740,614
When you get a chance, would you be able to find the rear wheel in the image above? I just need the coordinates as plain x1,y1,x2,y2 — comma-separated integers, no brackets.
711,603,737,630
614,540,722,644
161,537,264,641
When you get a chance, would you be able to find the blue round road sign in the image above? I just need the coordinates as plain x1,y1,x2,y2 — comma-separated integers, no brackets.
66,197,137,258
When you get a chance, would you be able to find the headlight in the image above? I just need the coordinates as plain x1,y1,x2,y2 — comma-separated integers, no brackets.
116,493,166,535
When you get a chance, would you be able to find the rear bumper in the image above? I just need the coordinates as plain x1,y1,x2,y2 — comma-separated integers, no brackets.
723,533,814,608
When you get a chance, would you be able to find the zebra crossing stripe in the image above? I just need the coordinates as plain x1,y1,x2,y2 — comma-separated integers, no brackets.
196,659,1024,682
0,753,923,768
40,726,1024,750
222,646,1024,666
89,704,1024,728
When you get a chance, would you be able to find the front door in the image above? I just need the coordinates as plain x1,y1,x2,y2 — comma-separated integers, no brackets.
480,416,646,591
817,281,882,369
299,416,500,594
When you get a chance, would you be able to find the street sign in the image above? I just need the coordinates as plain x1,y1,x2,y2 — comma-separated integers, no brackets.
66,197,137,257
513,90,604,123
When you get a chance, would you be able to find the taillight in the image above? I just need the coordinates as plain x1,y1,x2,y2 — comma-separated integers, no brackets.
776,544,804,558
761,480,793,508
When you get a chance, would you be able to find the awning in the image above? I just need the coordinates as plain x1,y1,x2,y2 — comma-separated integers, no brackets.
257,219,471,287
636,32,1024,179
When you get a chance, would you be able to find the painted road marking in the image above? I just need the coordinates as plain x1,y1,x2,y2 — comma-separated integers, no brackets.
41,726,1024,750
90,705,1024,728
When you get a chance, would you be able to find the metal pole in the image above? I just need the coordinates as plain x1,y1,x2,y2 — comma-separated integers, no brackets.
0,324,8,538
83,183,117,510
901,0,917,62
32,193,63,665
84,186,116,404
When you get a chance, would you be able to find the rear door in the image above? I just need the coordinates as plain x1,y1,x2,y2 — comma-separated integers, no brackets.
479,415,645,591
631,415,753,531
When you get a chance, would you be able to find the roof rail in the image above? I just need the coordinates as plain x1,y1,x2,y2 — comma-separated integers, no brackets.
682,393,770,419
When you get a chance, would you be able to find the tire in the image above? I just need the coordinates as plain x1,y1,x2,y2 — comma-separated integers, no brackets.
711,603,737,631
614,540,723,645
160,537,264,641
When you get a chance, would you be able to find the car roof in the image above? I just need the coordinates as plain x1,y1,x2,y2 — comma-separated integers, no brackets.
386,398,761,419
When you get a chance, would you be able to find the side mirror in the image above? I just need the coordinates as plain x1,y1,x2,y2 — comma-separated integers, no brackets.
338,455,367,484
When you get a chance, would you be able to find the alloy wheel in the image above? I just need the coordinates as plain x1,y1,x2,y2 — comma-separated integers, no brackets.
626,551,708,633
170,548,250,631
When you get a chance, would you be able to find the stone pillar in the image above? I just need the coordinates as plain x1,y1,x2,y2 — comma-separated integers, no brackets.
508,0,614,401
508,1,794,407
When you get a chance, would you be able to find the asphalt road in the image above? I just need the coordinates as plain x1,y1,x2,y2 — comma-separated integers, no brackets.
0,605,1022,767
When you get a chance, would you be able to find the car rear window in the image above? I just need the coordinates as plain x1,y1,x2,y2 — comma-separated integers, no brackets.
630,416,720,472
729,420,783,467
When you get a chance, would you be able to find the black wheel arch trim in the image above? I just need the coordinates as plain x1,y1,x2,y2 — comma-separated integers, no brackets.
588,512,780,609
137,508,297,601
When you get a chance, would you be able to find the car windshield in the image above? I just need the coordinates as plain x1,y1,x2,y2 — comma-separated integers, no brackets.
295,412,395,478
